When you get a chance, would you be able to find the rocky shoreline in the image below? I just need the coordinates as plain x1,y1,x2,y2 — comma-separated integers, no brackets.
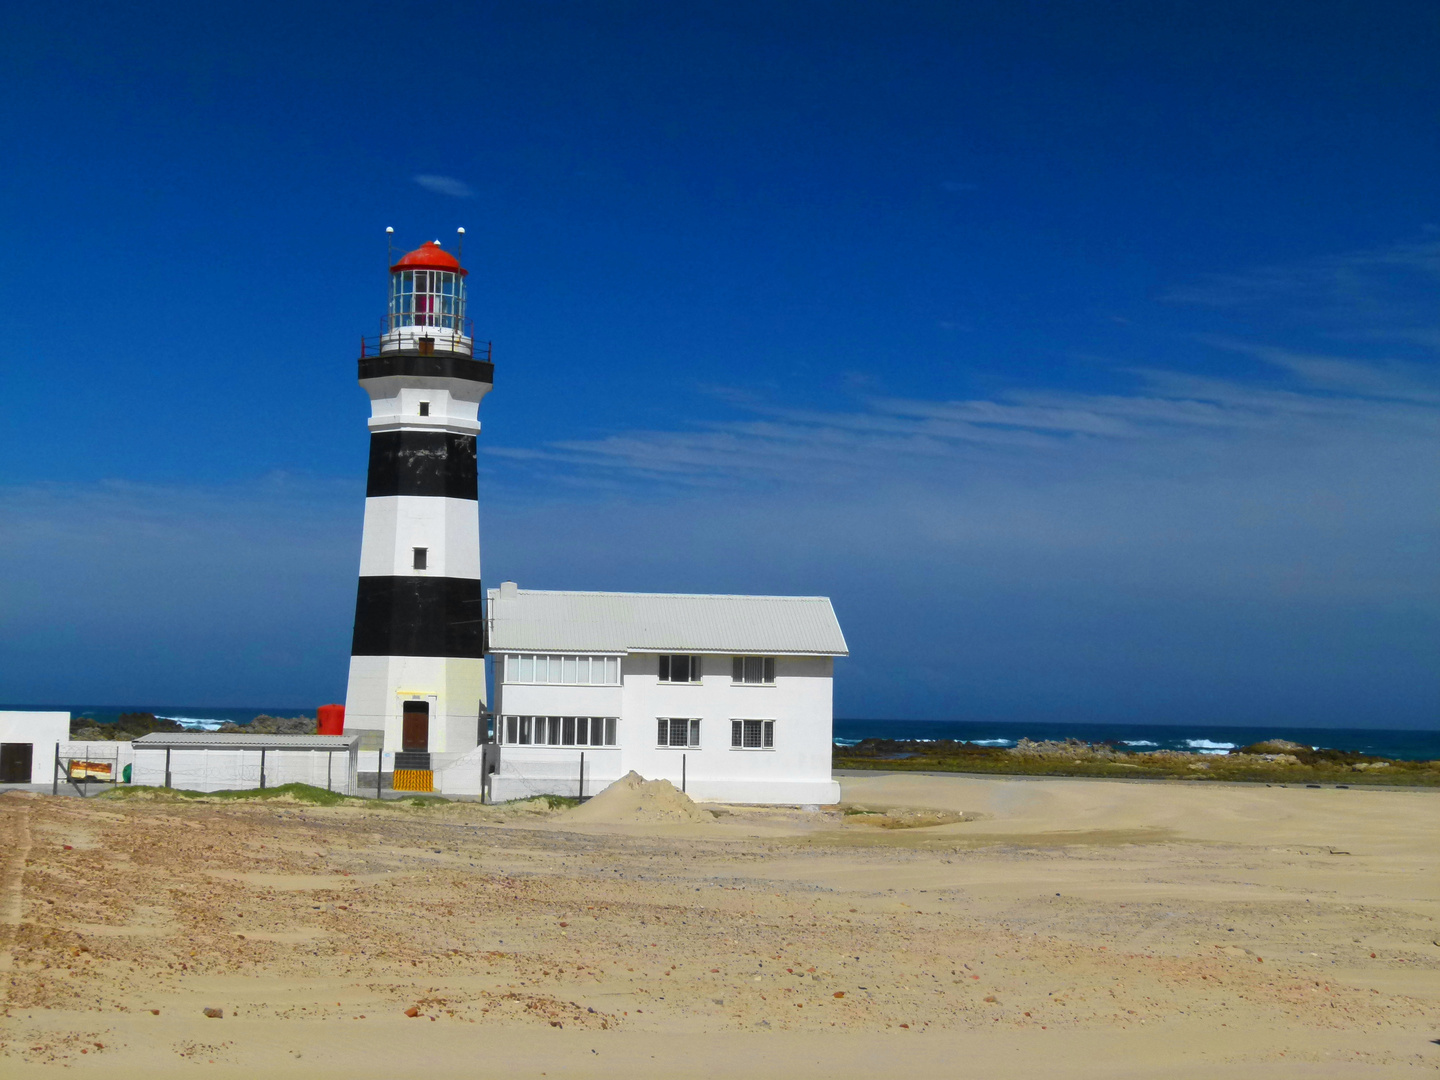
834,735,1440,785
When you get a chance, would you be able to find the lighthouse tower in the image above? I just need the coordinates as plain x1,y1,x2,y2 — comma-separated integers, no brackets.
343,234,493,788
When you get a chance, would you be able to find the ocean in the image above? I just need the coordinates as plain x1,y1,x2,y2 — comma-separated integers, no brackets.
21,705,315,733
833,719,1440,761
11,705,1438,761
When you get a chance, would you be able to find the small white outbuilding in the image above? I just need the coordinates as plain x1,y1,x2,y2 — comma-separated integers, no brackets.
453,584,848,805
0,711,70,784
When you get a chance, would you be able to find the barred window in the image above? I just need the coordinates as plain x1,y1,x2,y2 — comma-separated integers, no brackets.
730,719,774,749
731,656,775,684
498,716,616,746
658,655,702,683
657,718,701,747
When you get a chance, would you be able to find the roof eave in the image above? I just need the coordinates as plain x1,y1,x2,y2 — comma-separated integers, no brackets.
486,644,849,657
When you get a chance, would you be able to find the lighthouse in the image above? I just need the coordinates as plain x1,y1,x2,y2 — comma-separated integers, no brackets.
343,234,492,790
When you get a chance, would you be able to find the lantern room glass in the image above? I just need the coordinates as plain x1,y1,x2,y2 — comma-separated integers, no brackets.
388,269,466,332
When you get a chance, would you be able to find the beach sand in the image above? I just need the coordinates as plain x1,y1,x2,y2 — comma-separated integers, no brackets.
1,773,1437,1077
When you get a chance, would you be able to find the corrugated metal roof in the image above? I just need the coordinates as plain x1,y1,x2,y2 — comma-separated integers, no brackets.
131,733,360,750
486,586,848,656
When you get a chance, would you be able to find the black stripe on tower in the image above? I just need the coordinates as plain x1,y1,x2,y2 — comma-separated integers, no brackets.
358,353,494,384
366,431,477,500
351,576,486,658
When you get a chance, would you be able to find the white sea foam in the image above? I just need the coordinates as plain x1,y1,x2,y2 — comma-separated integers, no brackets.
1123,740,1159,747
1186,739,1236,750
968,739,1014,747
156,715,228,731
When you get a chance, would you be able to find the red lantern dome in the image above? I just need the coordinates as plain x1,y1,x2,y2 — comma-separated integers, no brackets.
390,241,467,277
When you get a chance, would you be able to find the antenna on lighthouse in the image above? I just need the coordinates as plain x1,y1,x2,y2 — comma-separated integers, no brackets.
385,226,395,267
457,227,465,261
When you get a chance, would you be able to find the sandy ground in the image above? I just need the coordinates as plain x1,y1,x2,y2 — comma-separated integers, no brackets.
1,773,1438,1078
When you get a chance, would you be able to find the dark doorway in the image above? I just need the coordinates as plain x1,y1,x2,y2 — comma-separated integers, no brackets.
401,701,430,752
0,742,34,783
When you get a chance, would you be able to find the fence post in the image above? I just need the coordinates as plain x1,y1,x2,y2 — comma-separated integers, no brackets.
327,750,333,792
52,744,59,796
165,748,172,789
259,748,266,790
682,753,687,794
579,751,585,800
376,748,382,800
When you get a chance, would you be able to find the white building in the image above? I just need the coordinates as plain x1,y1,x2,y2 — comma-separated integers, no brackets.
0,712,70,785
475,583,848,805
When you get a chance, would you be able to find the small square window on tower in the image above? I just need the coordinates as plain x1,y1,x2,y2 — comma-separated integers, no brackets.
418,402,430,416
412,547,428,570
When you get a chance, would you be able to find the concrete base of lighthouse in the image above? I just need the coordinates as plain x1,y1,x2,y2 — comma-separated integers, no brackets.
343,655,485,781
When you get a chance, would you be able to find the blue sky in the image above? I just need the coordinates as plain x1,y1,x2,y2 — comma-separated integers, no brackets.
1,2,1436,726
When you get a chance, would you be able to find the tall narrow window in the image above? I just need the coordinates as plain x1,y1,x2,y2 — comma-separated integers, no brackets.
412,547,428,570
732,657,775,684
658,718,700,747
659,655,702,683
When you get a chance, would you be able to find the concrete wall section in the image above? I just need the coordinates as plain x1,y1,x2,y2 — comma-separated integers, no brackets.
0,712,70,783
130,747,357,794
493,682,624,719
487,747,623,802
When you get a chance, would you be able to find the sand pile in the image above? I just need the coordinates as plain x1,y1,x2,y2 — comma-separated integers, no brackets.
564,770,715,824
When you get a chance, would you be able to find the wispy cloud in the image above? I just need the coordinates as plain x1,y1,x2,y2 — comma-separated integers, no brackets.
1164,237,1440,343
489,359,1440,492
413,174,476,198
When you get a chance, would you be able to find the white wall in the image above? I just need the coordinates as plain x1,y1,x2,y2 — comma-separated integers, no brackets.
0,712,70,783
619,654,838,803
130,746,357,794
493,681,623,719
488,747,622,801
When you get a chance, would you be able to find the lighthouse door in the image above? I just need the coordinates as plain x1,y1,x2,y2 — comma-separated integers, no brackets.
401,701,430,752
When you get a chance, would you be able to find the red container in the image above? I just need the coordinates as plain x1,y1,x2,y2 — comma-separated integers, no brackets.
317,704,345,735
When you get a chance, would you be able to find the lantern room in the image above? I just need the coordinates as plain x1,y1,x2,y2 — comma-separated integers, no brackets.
380,240,470,354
